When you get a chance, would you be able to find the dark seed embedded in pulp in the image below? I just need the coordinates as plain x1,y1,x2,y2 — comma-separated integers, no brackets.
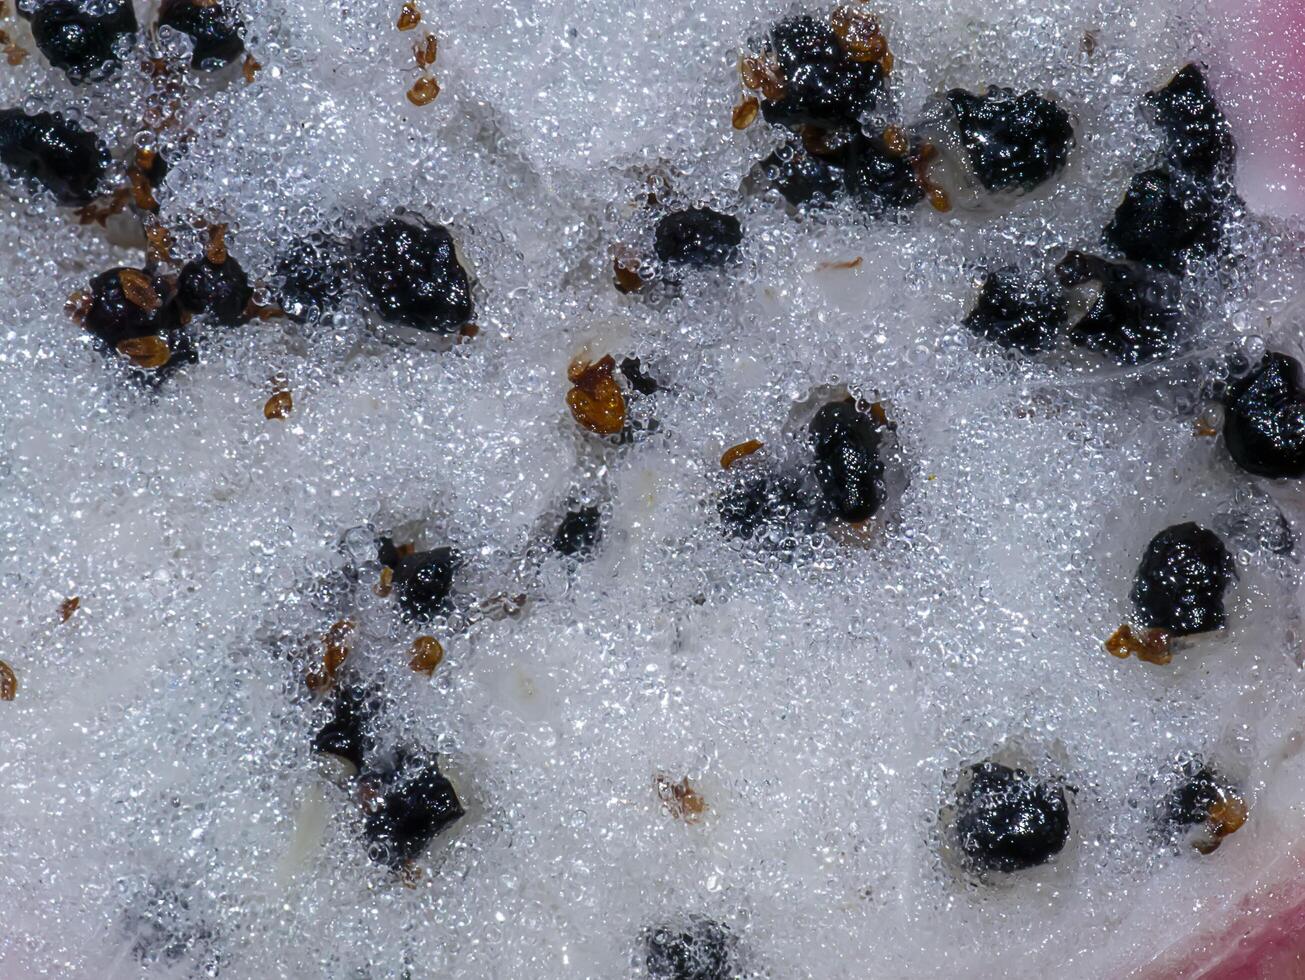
841,133,926,215
946,86,1074,193
312,683,375,773
644,916,735,980
954,761,1070,874
1145,64,1236,181
275,235,351,323
653,208,743,267
965,268,1066,353
757,141,845,208
718,468,811,540
1165,763,1236,828
1130,522,1236,637
619,356,660,395
760,15,883,130
0,108,110,206
157,0,245,69
1103,168,1225,274
809,400,884,523
1056,251,1186,364
355,216,475,333
363,754,464,867
553,506,602,558
391,547,458,622
26,0,137,82
83,268,183,346
177,255,253,326
1222,352,1305,479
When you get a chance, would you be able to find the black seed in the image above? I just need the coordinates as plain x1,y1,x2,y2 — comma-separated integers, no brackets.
157,0,245,69
965,269,1066,353
554,506,602,558
26,0,137,82
620,356,660,395
1056,251,1185,365
177,255,253,326
376,535,402,570
644,917,735,980
84,267,184,345
809,400,884,523
0,108,110,206
761,15,883,130
355,216,475,333
1222,352,1305,479
954,761,1070,874
757,141,845,208
363,754,464,867
1130,522,1236,637
312,683,374,773
1165,764,1235,828
275,235,351,323
1145,64,1236,181
653,208,743,267
143,150,170,186
1103,168,1224,274
718,469,810,540
946,87,1074,193
392,547,458,622
841,133,925,215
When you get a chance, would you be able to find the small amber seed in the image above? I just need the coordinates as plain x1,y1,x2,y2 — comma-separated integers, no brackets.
241,54,261,84
308,619,354,692
882,126,908,156
1193,412,1219,438
612,250,644,294
1197,794,1249,853
5,43,26,66
204,224,228,265
566,354,627,435
407,75,440,106
144,222,175,263
66,290,92,323
128,168,159,211
59,597,80,623
410,636,445,675
721,439,764,469
415,32,438,67
818,256,864,271
926,185,951,213
1104,623,1172,665
263,390,293,420
376,565,395,597
116,335,172,370
654,773,707,823
739,55,764,91
0,660,16,701
118,269,161,312
869,401,890,427
396,1,421,30
759,71,786,102
879,50,894,74
731,96,759,130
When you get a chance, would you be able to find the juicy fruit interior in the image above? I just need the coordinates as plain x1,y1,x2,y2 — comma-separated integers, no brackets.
1,0,1305,979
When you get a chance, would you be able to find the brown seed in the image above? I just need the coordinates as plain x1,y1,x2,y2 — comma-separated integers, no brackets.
144,222,175,264
409,636,445,675
720,439,764,469
5,42,26,66
1104,623,1172,665
118,269,161,312
759,70,786,102
116,335,172,370
128,167,159,211
1197,794,1249,853
566,355,626,435
415,32,438,67
396,1,421,30
868,401,890,427
66,290,92,323
1193,410,1219,438
205,224,228,266
654,773,707,823
882,125,908,156
926,185,951,213
731,96,759,130
241,54,261,84
0,660,16,701
59,596,80,623
817,256,864,271
263,390,293,420
879,50,894,74
376,565,395,597
407,75,440,106
1082,30,1099,56
612,246,644,294
739,55,765,91
307,619,354,693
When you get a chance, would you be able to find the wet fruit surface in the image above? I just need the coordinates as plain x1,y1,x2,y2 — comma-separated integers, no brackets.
1222,352,1305,479
954,761,1070,874
274,235,351,323
0,108,110,205
809,399,884,523
157,0,245,69
965,268,1066,352
355,216,474,332
1130,522,1236,637
1056,251,1185,364
760,15,884,130
26,0,137,82
653,207,743,267
946,86,1074,192
363,754,464,867
644,917,735,980
718,467,810,539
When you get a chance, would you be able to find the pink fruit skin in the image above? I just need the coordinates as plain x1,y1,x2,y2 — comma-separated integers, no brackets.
1210,0,1305,218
